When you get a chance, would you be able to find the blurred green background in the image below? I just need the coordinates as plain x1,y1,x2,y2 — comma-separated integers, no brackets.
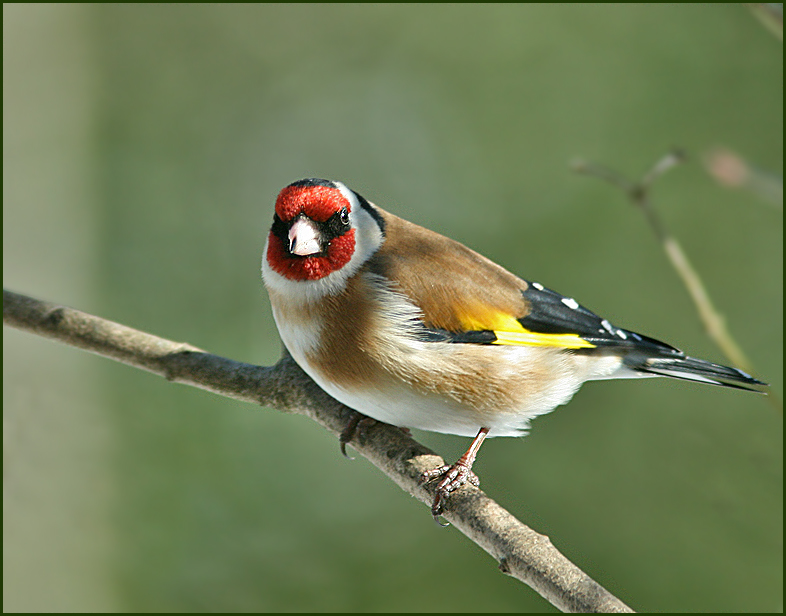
3,4,782,612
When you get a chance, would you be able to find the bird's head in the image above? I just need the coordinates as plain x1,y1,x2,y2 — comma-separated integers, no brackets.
263,179,385,296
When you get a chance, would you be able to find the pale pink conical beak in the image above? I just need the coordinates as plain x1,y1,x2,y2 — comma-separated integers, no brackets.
288,217,322,256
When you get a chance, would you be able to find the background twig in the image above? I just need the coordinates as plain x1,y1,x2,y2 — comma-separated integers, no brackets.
572,152,778,416
3,288,635,614
746,3,784,40
703,147,783,209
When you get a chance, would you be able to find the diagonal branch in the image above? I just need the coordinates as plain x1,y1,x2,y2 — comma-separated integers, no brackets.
3,288,634,613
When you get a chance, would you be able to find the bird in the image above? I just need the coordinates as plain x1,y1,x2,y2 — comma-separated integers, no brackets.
261,177,767,520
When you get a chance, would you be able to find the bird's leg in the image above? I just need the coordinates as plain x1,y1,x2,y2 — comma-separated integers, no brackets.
339,411,412,458
421,427,490,521
339,411,376,458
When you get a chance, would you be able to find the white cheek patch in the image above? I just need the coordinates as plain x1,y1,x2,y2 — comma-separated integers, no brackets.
347,202,384,270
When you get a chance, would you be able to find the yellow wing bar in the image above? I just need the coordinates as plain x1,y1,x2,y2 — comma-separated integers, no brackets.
492,330,595,349
455,305,596,349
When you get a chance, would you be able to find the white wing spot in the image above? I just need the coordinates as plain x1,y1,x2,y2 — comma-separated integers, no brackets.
532,282,544,291
602,319,629,340
561,297,579,310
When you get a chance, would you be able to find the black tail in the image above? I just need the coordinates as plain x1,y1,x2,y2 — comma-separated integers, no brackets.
626,353,768,392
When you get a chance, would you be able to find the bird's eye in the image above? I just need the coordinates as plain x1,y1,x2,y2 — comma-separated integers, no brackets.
339,208,350,226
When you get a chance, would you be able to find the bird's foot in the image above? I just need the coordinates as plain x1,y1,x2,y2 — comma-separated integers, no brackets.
420,462,480,524
339,411,377,458
419,427,489,525
339,412,411,458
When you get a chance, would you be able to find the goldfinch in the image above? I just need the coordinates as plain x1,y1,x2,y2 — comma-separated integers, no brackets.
261,178,766,519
